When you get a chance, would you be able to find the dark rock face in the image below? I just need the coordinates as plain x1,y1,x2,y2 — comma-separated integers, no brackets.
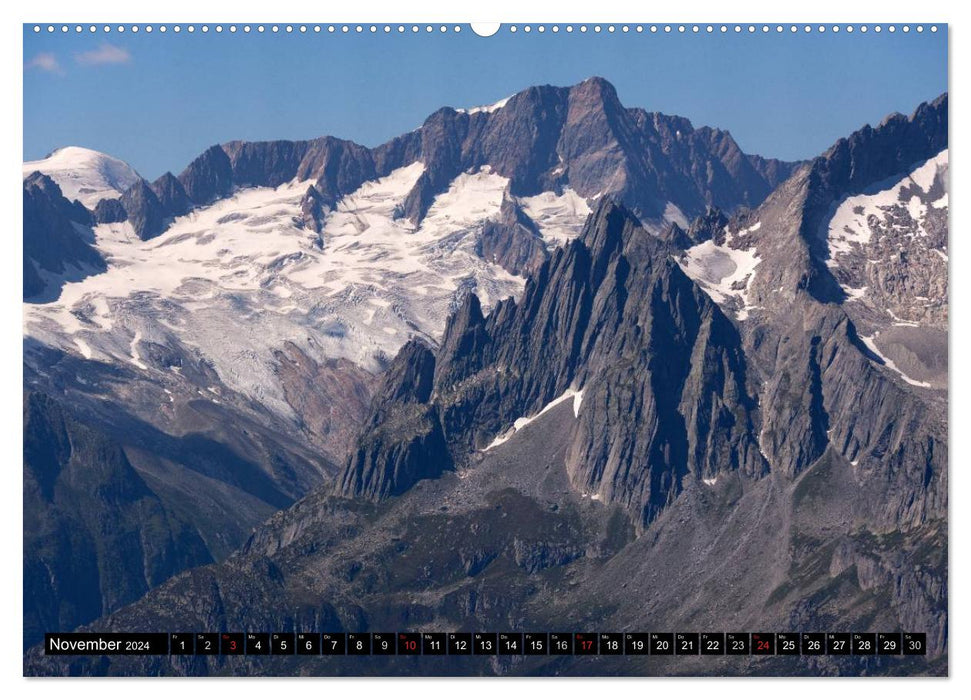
121,179,166,240
687,206,730,244
90,173,194,236
25,77,799,263
23,172,105,299
337,340,451,501
169,136,383,226
150,172,193,219
160,77,796,236
811,94,947,207
29,399,946,677
713,95,949,531
476,194,548,275
657,205,730,249
393,77,799,225
23,391,212,650
799,94,949,301
93,197,127,224
178,145,234,205
337,200,765,527
299,185,326,234
91,171,207,238
222,139,311,188
223,137,378,208
22,89,948,678
433,293,491,390
56,77,796,249
371,129,423,176
273,344,375,465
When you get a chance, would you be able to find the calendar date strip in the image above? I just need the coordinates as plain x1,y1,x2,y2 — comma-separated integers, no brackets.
44,632,927,657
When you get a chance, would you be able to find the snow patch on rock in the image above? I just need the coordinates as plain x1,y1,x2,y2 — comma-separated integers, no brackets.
826,150,948,264
455,96,511,115
663,201,690,229
676,235,762,320
483,388,582,451
519,189,592,245
860,333,932,388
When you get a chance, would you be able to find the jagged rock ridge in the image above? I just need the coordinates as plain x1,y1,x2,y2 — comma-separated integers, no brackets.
21,88,948,677
339,199,767,527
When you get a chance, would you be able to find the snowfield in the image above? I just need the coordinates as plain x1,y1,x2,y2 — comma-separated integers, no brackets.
24,156,593,422
860,333,932,388
826,150,948,267
23,146,141,208
822,149,949,326
454,96,512,115
677,231,763,321
519,189,592,245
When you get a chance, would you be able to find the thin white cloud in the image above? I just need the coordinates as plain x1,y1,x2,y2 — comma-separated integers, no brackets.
25,52,63,74
75,43,131,66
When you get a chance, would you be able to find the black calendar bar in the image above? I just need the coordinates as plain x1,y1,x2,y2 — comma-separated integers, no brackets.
41,632,929,656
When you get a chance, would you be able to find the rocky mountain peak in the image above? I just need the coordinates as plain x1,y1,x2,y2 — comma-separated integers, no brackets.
433,293,490,390
582,197,637,264
812,92,947,199
178,144,234,205
150,171,192,219
24,171,94,226
337,198,765,525
378,339,437,407
22,87,950,674
336,338,451,502
567,76,625,118
24,170,60,197
688,206,730,244
23,171,104,299
120,178,165,241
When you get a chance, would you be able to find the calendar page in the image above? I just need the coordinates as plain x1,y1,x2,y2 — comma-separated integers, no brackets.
22,21,948,677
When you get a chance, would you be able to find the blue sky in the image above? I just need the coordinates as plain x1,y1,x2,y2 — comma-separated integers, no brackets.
23,25,947,180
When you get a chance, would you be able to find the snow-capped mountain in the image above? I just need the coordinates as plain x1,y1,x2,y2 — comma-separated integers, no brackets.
22,162,581,422
23,146,141,209
28,90,949,673
23,81,947,668
21,79,797,649
23,77,796,443
674,95,948,392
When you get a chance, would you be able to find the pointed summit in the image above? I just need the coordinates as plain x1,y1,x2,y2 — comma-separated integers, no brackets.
567,76,625,115
120,179,165,241
150,171,192,218
336,339,451,501
178,145,234,205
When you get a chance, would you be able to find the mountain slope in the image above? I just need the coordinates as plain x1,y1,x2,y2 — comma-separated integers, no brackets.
26,195,946,676
24,78,796,407
23,391,214,650
23,172,105,300
673,95,948,528
22,77,797,543
339,200,767,528
22,87,945,677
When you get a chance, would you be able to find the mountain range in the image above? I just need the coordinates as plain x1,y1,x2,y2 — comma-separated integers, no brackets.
22,78,947,676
